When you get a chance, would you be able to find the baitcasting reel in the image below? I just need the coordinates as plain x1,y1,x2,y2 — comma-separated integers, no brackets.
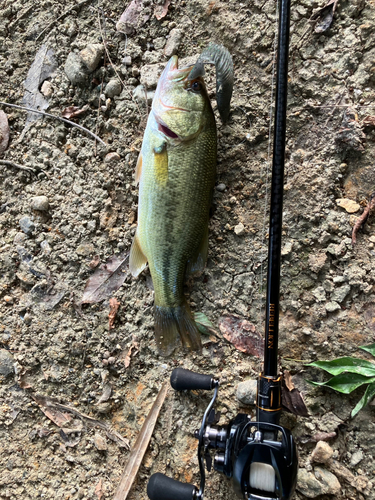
147,368,298,500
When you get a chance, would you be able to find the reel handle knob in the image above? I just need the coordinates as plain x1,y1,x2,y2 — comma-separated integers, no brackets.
170,368,214,391
147,472,198,500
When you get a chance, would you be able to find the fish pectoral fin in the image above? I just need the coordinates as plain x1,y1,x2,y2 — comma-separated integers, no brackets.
135,153,142,184
186,224,209,275
153,142,168,185
129,232,148,277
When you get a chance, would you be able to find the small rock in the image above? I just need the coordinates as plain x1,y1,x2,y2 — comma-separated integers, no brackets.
336,198,360,213
30,195,49,211
19,216,35,235
281,241,293,256
350,450,364,467
94,433,107,451
308,252,327,273
331,284,350,303
23,313,32,325
87,220,96,232
122,55,132,66
41,81,53,97
164,28,182,57
311,441,334,463
64,52,89,85
3,295,13,304
76,243,95,256
216,183,226,192
140,63,165,88
297,467,341,498
73,184,83,195
234,222,245,235
133,84,155,104
104,152,121,163
325,301,341,312
0,349,15,377
312,286,326,302
80,43,104,72
105,79,122,98
40,240,52,254
236,379,257,405
13,232,28,245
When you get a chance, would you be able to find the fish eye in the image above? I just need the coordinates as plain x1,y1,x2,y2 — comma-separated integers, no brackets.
190,80,202,92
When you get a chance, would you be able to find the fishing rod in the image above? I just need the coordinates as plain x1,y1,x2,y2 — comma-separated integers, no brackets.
147,0,298,497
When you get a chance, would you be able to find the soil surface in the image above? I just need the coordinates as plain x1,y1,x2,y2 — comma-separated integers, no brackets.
1,0,375,499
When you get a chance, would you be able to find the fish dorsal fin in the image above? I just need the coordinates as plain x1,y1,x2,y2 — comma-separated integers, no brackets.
135,153,142,184
129,231,148,277
186,224,209,276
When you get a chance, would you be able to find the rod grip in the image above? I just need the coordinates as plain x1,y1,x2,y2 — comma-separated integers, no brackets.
147,473,197,500
170,368,213,391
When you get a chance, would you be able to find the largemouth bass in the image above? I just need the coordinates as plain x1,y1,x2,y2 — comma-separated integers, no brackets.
129,55,217,355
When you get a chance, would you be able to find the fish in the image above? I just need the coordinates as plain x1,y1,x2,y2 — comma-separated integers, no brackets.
130,46,233,355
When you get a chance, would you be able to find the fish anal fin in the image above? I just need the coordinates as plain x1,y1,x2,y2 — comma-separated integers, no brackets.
186,225,209,275
129,231,147,277
135,153,142,184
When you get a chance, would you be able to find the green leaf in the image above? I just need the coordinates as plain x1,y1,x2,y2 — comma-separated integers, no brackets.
307,357,375,377
308,373,375,394
351,382,375,418
360,343,375,358
194,312,218,336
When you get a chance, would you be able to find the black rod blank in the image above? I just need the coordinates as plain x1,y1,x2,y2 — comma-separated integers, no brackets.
263,0,291,377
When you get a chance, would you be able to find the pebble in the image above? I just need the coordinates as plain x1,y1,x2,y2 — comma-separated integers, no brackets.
30,195,49,211
104,152,121,163
234,222,245,236
325,301,341,312
19,216,35,235
133,84,155,104
105,79,122,98
76,243,95,256
350,449,364,467
80,43,104,72
140,63,165,88
3,295,13,304
64,52,89,85
41,81,53,97
122,55,132,66
164,28,182,57
13,232,28,244
94,433,107,451
216,183,226,192
0,349,15,377
336,198,360,213
311,441,334,463
40,240,52,254
236,379,257,405
331,284,350,303
297,467,341,498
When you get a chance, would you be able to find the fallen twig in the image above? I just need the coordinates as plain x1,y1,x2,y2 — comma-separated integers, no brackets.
113,382,168,500
0,101,106,146
36,0,92,41
0,159,36,174
352,193,375,246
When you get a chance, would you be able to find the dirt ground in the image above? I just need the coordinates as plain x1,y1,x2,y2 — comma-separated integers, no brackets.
1,0,375,499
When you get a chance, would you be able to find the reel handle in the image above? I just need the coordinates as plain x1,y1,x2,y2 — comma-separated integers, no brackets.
147,472,198,500
170,368,214,391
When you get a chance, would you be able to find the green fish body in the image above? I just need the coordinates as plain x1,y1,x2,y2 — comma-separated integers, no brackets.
129,56,217,355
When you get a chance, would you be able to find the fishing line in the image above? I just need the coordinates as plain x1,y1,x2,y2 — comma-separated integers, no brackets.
257,0,280,376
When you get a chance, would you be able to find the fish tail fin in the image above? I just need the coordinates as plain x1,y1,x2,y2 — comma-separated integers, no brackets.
154,300,202,356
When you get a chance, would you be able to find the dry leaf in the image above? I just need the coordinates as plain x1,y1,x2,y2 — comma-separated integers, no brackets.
154,0,171,20
80,252,129,305
21,45,57,136
33,395,73,427
124,345,134,368
95,478,104,500
116,0,142,34
109,297,120,329
281,380,309,417
311,0,338,33
61,105,88,119
362,116,375,128
113,383,168,500
219,315,264,357
94,433,108,451
284,370,295,391
0,110,10,155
